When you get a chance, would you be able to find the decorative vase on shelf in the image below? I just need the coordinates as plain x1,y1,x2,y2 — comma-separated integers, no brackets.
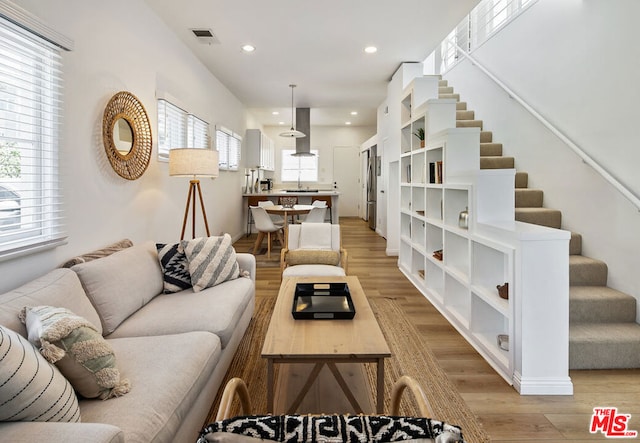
458,207,469,229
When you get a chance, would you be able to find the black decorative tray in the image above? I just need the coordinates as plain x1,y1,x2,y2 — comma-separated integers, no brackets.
292,283,356,320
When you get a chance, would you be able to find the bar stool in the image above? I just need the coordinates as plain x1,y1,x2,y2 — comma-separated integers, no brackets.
311,195,332,222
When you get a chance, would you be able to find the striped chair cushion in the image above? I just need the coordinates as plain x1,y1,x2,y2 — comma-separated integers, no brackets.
0,325,81,422
181,234,240,292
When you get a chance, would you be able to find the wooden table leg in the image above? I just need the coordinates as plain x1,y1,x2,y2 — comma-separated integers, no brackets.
327,362,364,413
376,358,385,414
288,362,324,414
267,358,274,413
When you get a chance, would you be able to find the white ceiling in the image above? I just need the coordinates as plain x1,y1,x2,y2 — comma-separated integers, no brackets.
144,0,480,127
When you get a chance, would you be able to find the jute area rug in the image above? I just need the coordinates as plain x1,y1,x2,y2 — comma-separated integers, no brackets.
204,296,491,443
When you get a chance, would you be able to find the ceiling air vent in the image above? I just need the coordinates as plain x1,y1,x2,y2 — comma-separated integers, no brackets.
190,29,220,45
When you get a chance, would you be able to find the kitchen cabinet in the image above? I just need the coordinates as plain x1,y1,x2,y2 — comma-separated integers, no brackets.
246,129,275,171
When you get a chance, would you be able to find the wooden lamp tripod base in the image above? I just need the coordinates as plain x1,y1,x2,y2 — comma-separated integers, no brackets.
180,179,211,240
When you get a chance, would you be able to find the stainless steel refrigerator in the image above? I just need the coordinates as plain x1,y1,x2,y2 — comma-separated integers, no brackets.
367,145,377,230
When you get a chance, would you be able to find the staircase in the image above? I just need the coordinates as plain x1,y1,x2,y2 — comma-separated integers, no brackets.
439,79,640,370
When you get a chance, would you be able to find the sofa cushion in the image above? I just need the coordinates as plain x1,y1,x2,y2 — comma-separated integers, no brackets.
107,276,254,349
0,325,81,423
72,242,163,335
21,305,130,400
60,239,133,268
181,235,240,292
79,332,221,443
0,268,103,337
156,243,192,294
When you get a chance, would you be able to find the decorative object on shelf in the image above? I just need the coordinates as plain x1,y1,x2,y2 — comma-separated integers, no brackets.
279,84,306,138
413,127,425,148
432,249,443,261
243,170,251,194
102,91,152,180
280,197,297,209
497,282,509,299
497,334,509,351
458,207,469,229
169,148,219,240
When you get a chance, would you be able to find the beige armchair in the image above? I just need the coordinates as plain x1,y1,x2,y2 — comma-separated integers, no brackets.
280,223,347,279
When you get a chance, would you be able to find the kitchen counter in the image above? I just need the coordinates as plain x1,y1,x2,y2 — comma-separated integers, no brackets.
242,190,339,197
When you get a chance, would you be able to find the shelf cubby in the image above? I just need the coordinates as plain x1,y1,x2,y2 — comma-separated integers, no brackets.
444,230,469,279
411,186,425,217
426,224,443,258
424,259,444,301
425,188,442,222
411,217,426,245
444,274,470,328
470,296,510,368
443,186,470,230
401,186,411,212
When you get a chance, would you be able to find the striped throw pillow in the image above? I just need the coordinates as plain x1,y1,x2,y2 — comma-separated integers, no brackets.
181,234,240,292
0,325,81,422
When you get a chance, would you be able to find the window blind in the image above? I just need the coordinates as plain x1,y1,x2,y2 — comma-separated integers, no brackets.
215,126,241,171
0,16,67,259
157,99,210,160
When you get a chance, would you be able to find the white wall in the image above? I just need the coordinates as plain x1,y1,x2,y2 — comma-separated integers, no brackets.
444,0,640,308
262,125,375,189
0,0,247,293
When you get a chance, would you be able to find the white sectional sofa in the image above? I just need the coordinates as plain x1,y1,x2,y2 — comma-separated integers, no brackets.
0,240,256,443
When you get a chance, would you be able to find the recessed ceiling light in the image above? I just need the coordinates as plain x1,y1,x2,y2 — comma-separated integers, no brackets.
345,121,352,125
241,44,255,52
350,111,358,116
272,111,279,115
364,46,377,54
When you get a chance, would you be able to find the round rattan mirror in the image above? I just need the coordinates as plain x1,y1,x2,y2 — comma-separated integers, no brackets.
102,91,152,180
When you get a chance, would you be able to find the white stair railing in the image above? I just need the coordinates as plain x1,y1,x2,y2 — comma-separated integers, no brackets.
450,44,640,212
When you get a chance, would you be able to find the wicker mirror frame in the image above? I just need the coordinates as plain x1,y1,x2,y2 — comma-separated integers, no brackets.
102,91,152,180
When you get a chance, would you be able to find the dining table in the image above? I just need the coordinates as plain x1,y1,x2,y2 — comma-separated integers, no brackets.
264,204,314,248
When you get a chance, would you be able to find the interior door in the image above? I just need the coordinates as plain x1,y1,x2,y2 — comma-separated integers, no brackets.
332,146,360,218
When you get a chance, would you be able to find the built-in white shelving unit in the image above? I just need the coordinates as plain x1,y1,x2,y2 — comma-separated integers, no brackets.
245,129,275,171
397,78,573,395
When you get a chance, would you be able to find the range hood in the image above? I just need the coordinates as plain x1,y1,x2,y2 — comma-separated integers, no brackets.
292,107,314,156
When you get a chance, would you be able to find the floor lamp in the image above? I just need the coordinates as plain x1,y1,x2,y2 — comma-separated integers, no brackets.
169,148,219,240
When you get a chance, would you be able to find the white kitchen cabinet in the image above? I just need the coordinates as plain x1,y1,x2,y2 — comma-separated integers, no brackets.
246,129,275,171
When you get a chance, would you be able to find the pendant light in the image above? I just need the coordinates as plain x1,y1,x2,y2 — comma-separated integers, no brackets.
279,84,306,138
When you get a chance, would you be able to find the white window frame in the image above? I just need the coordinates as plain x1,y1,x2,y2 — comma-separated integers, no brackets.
157,98,210,161
215,126,241,171
0,9,71,261
281,149,319,182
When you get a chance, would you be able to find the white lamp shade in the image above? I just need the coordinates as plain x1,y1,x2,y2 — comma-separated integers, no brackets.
169,148,219,177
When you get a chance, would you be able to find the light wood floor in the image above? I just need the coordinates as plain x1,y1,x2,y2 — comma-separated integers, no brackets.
236,218,640,442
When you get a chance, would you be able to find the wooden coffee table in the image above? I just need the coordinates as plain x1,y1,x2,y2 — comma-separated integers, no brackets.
261,276,391,414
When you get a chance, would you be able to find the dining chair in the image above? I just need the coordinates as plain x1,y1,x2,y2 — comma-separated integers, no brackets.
302,205,327,223
250,206,284,259
246,196,271,237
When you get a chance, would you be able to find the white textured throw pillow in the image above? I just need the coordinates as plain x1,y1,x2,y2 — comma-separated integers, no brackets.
181,234,240,292
21,305,131,400
0,325,81,422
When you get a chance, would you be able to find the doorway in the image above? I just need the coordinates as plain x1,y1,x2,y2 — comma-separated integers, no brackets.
332,146,360,218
